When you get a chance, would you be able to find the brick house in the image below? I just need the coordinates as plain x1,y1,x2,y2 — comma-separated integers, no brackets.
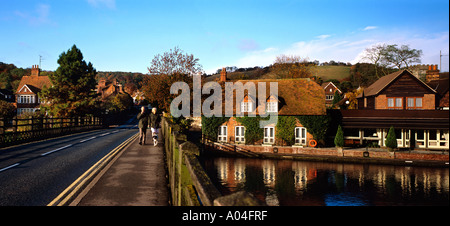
15,65,52,115
96,78,126,100
215,78,326,148
342,69,449,150
321,81,342,107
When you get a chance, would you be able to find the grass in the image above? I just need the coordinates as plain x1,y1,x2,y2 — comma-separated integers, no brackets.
206,65,351,82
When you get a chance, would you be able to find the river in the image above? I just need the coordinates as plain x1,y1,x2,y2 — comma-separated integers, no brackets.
202,157,449,206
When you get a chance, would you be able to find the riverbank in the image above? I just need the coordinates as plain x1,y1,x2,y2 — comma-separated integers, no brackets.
203,142,449,168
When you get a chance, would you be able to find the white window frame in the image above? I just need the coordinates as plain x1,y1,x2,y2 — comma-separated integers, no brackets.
295,127,307,146
18,95,35,104
266,102,278,112
218,126,227,142
264,126,275,144
240,102,253,113
235,126,245,143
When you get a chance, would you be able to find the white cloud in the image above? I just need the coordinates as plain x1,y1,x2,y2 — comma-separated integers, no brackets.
233,29,449,71
316,34,331,39
87,0,116,9
363,26,378,31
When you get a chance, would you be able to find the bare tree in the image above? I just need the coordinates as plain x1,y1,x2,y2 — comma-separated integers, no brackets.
147,46,203,75
363,44,388,78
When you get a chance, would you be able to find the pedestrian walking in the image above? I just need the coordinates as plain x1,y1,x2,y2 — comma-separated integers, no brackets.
137,106,149,145
149,107,161,146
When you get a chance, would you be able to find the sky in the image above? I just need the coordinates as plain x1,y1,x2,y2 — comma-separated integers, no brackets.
1,0,449,74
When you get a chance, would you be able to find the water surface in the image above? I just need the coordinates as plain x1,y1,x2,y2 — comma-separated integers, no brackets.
203,157,449,206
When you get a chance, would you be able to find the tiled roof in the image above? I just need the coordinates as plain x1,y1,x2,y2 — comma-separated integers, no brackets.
16,75,52,94
220,79,326,116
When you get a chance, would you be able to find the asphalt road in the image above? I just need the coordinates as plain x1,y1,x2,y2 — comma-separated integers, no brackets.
0,117,139,206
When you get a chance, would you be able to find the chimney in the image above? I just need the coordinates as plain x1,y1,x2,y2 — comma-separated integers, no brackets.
220,67,227,82
31,65,40,77
426,64,440,82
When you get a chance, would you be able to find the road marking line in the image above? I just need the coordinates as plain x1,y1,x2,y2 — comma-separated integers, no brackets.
41,144,73,156
47,133,139,206
0,163,20,172
99,132,110,137
80,137,97,143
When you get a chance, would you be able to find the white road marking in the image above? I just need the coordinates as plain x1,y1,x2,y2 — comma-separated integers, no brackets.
99,132,110,137
80,137,97,143
0,163,20,172
41,144,73,156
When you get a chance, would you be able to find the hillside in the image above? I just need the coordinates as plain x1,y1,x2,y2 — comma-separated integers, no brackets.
206,65,351,83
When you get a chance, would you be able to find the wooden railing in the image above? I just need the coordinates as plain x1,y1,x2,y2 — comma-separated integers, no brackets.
0,116,104,148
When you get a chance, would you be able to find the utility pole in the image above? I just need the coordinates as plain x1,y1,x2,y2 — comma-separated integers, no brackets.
440,50,448,72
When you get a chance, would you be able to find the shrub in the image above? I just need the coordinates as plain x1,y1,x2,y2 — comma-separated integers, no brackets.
385,126,397,150
334,125,344,148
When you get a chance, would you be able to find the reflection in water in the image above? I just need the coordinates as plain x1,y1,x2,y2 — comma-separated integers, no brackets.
203,157,449,206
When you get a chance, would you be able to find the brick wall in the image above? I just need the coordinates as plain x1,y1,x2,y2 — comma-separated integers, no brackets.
220,117,315,147
375,94,387,109
423,94,435,110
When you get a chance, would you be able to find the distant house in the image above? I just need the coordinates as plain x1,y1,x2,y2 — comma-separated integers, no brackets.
214,74,326,147
15,65,52,115
0,89,14,103
342,69,449,150
321,81,342,107
96,78,126,100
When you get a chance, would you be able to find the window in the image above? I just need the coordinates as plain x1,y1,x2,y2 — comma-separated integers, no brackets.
240,102,253,113
266,102,278,112
326,95,334,100
407,97,423,109
18,95,35,104
218,126,227,142
264,127,275,144
387,97,402,110
235,126,245,143
295,127,307,145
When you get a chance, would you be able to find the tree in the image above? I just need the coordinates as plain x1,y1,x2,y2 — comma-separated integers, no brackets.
384,44,422,69
0,100,15,118
271,54,315,79
331,90,342,108
141,72,193,113
40,45,99,117
362,44,388,78
385,126,397,151
334,125,344,148
147,46,203,76
362,44,423,73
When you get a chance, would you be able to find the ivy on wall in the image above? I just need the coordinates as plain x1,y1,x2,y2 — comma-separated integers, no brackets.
275,116,297,146
202,113,333,146
235,116,264,144
201,115,229,141
296,114,331,146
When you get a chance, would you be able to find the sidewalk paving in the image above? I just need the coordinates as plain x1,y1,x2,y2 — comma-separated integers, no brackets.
74,133,169,206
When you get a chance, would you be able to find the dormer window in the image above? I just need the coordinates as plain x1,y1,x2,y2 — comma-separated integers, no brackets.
241,102,253,113
266,102,278,112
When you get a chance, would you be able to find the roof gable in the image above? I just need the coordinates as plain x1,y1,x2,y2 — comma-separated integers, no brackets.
322,81,342,94
16,75,52,94
359,70,436,98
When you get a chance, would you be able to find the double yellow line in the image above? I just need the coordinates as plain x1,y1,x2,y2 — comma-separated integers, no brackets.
48,133,139,206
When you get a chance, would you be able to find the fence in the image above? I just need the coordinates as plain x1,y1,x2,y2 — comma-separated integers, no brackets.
161,117,264,206
0,116,104,148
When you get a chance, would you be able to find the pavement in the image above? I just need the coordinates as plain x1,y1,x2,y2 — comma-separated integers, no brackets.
71,132,170,206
